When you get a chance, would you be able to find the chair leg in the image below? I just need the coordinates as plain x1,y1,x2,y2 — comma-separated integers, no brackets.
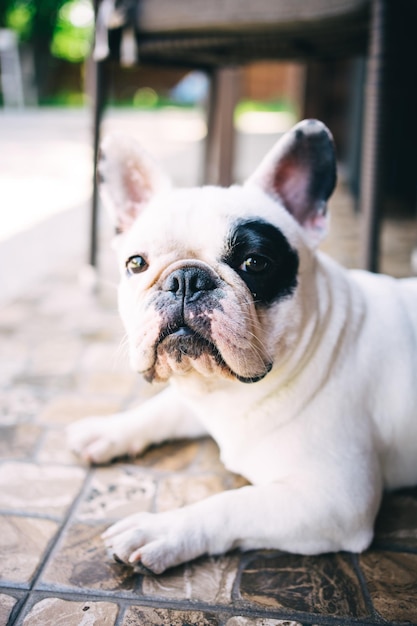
359,0,386,272
204,66,241,187
89,59,107,269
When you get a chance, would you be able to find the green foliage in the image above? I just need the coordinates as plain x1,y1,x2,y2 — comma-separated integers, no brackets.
235,99,296,117
5,1,34,41
4,0,93,62
51,0,93,62
39,90,87,106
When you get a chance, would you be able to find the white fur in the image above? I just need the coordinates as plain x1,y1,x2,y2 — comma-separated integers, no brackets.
68,121,417,574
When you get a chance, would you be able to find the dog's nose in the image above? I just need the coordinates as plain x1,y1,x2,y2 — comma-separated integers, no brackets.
163,267,216,301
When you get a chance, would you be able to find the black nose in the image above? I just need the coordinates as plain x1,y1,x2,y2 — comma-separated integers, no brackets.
163,267,216,301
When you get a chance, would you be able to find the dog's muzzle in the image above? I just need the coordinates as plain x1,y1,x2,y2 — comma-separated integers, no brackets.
156,264,221,354
136,261,272,384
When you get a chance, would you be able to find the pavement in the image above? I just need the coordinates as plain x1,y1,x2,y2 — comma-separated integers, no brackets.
1,107,417,626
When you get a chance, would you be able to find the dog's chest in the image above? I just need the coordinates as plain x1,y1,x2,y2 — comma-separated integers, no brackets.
178,379,307,484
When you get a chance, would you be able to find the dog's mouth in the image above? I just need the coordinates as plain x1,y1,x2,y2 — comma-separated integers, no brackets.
166,325,195,339
144,324,271,384
157,324,225,367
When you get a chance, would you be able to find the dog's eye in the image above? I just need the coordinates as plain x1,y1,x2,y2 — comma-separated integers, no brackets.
240,255,271,274
126,255,148,275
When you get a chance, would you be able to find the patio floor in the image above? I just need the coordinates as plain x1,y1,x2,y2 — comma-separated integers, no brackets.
1,108,417,626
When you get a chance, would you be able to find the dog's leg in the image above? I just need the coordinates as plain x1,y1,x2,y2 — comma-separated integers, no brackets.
67,387,207,464
103,478,379,574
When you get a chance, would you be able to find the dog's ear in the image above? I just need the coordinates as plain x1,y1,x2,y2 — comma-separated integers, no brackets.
98,134,171,234
246,119,336,246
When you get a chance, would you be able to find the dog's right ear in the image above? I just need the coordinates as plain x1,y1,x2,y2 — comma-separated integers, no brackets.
246,119,336,247
98,134,171,234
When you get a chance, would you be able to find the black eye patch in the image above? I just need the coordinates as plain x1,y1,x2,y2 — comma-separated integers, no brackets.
223,219,299,305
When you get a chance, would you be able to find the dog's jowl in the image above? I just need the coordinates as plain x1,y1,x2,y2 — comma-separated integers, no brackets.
68,119,417,575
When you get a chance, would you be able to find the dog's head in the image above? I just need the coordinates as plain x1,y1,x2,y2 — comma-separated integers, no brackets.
100,119,336,384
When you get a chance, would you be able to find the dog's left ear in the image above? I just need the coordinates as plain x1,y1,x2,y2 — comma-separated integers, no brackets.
246,119,336,246
98,134,171,234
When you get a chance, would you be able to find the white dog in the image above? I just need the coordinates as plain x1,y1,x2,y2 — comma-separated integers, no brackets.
68,120,417,574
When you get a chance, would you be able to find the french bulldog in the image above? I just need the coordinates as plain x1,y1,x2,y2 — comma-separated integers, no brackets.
68,119,417,575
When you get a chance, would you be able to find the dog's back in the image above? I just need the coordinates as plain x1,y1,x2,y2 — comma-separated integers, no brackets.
347,268,417,489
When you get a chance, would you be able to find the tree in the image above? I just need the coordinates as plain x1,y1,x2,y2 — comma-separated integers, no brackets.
1,0,93,100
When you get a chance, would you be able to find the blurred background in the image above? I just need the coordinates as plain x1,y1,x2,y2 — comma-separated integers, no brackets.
0,0,416,303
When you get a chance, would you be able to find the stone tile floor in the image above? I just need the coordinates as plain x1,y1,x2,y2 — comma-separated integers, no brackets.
1,107,417,625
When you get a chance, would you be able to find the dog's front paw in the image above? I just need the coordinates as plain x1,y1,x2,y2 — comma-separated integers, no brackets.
102,510,197,574
67,415,142,464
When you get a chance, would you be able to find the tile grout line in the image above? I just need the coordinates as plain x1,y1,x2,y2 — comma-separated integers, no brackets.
349,553,376,619
113,603,129,626
0,509,61,522
10,465,96,624
23,467,93,592
9,587,387,626
6,555,411,626
8,593,31,626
